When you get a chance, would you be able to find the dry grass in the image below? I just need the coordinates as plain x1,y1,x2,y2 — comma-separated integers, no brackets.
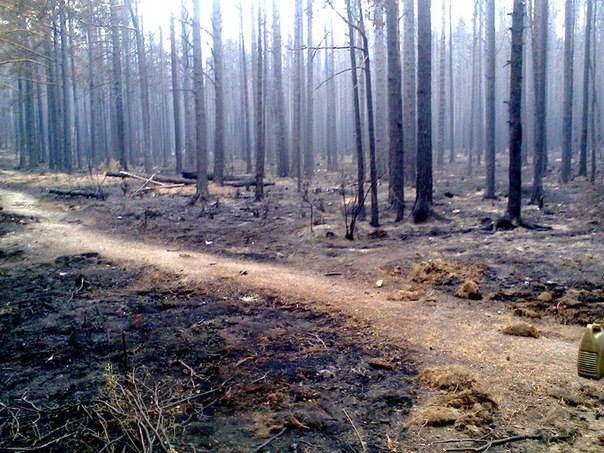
408,258,484,286
454,280,482,300
501,322,541,338
419,365,478,391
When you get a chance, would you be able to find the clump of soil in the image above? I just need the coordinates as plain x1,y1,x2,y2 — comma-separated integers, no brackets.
414,365,498,433
408,258,484,287
455,280,482,300
419,365,478,391
0,252,416,451
0,211,36,236
501,322,541,338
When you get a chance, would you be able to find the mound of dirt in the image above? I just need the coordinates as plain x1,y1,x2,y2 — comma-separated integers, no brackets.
416,366,498,433
408,258,484,286
455,280,482,300
501,322,541,338
419,365,478,391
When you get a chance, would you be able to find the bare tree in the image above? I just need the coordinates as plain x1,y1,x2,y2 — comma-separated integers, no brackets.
578,0,594,178
170,14,183,174
561,0,575,184
413,0,434,223
272,0,289,177
485,0,496,199
403,0,417,185
255,6,266,201
504,0,525,224
212,0,225,185
192,0,208,199
386,0,404,222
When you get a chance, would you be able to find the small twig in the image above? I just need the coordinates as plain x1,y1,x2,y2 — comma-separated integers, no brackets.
442,433,572,452
343,408,366,453
253,427,287,453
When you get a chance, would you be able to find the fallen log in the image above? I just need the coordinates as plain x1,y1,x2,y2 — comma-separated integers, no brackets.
106,171,196,185
224,179,276,188
48,189,106,200
182,171,255,182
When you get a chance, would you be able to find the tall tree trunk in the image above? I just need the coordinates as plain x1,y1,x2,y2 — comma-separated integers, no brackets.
68,17,82,169
448,0,455,163
255,8,266,201
109,0,126,170
531,0,548,205
561,0,575,183
127,0,151,173
60,2,72,172
86,11,97,168
579,0,594,177
386,0,405,222
485,0,496,198
346,0,365,220
304,0,314,178
170,15,183,174
506,0,525,222
212,0,225,184
358,1,379,227
182,3,196,171
437,0,446,169
272,0,289,177
326,23,338,172
293,0,303,191
403,0,417,185
239,1,252,173
413,0,434,223
468,0,479,176
374,5,388,178
192,0,208,198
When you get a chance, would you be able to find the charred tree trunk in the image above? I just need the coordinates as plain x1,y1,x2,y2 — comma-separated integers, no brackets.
304,0,315,178
193,0,208,198
272,0,289,177
110,0,126,170
170,14,183,174
293,0,303,191
386,0,405,222
485,0,496,199
403,0,417,185
212,0,225,185
561,0,575,184
255,7,266,201
579,0,594,177
506,0,525,223
413,0,434,223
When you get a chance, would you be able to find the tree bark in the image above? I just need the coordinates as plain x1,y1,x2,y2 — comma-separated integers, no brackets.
578,0,593,177
170,15,183,174
386,0,405,222
561,0,575,184
212,0,225,185
255,6,266,201
192,0,208,199
485,0,496,199
403,0,417,186
413,0,433,223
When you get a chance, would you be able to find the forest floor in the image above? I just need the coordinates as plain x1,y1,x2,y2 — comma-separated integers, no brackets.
1,150,604,452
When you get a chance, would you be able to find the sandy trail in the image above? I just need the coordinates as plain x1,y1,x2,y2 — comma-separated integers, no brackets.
1,187,600,435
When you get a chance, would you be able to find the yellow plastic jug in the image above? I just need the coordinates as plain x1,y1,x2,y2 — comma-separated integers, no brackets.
578,323,604,380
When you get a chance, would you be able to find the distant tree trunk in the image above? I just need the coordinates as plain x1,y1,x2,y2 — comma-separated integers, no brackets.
589,1,598,184
437,0,446,169
68,17,81,169
326,23,338,172
272,0,289,177
578,0,594,178
255,8,266,201
561,0,575,184
485,0,496,199
293,0,303,191
386,0,405,222
448,0,455,163
530,0,548,205
170,15,183,174
182,3,196,171
358,1,379,227
60,2,72,172
127,0,151,173
304,0,314,178
374,5,388,178
239,1,252,173
346,0,365,220
109,0,126,170
468,0,479,176
87,13,98,168
45,22,60,169
506,0,525,223
192,0,208,198
413,0,434,223
403,0,417,185
212,0,225,185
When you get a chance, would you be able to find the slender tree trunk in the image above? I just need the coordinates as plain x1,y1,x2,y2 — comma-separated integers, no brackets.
304,0,314,178
359,1,379,227
386,0,405,222
212,0,225,184
437,0,446,169
272,0,289,177
192,0,208,198
579,0,594,177
170,15,183,174
68,17,81,169
87,12,97,168
293,0,303,191
326,23,338,172
485,0,496,198
255,8,266,201
128,0,151,173
182,3,196,171
531,0,548,204
346,0,365,220
448,0,455,163
403,0,417,185
506,0,525,222
239,1,252,173
561,0,575,183
413,0,434,223
60,2,72,172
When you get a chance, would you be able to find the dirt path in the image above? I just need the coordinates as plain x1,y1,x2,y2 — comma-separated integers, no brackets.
1,187,602,450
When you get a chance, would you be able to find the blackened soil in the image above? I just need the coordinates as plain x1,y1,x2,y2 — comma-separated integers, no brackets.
0,252,415,452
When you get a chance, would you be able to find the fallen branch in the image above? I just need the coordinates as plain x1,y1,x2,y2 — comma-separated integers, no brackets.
106,171,195,186
441,432,572,452
48,189,106,200
343,408,366,453
253,427,287,453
